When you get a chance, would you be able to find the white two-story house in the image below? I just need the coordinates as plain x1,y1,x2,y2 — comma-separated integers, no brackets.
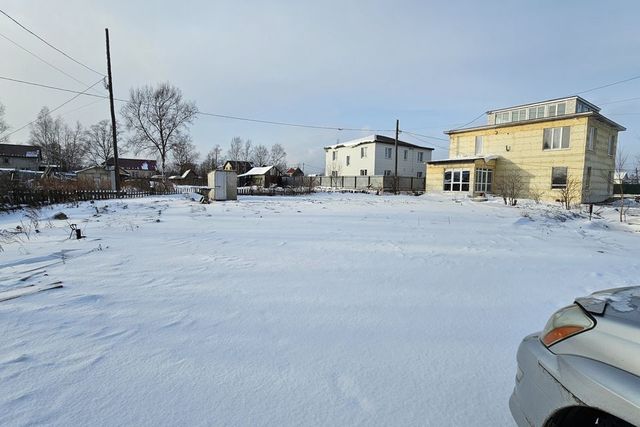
324,134,433,178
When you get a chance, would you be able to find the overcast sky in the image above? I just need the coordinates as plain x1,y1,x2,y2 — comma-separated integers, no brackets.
1,0,639,173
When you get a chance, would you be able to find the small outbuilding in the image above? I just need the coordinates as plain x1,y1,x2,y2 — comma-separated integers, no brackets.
237,165,282,187
207,170,237,201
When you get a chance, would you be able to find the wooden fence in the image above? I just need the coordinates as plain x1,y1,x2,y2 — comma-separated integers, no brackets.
1,189,182,210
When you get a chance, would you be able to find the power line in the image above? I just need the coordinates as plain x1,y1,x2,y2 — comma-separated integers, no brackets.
0,75,397,133
576,73,640,95
0,30,105,95
402,132,449,152
598,96,640,106
0,9,105,77
0,75,109,99
401,130,449,142
0,78,104,140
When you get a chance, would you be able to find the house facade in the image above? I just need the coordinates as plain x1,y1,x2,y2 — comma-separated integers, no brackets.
426,96,625,203
223,160,253,175
324,134,433,178
0,144,41,171
237,165,282,187
105,158,157,179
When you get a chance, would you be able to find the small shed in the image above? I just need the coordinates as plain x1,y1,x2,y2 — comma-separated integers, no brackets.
237,165,282,187
208,170,237,201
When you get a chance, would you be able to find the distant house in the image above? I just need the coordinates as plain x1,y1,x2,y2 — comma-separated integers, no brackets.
286,167,304,177
105,158,157,179
76,165,130,189
0,143,41,171
324,134,433,178
237,165,282,187
168,169,201,185
223,160,253,175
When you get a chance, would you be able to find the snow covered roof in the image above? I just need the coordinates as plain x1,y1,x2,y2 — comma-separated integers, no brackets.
427,155,498,164
237,166,276,177
0,143,41,158
324,134,433,151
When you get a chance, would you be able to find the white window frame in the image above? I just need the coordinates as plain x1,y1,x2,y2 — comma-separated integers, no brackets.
332,151,337,161
474,168,493,192
346,155,350,166
475,136,483,155
360,147,368,158
585,166,592,191
384,170,392,176
543,126,571,150
403,149,408,160
608,135,616,157
443,168,470,192
417,152,424,162
384,147,392,159
551,166,568,189
360,169,368,176
587,127,597,151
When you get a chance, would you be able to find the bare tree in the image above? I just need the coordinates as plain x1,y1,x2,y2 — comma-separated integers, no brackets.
170,137,200,174
495,170,524,206
29,107,64,166
241,139,253,162
226,137,243,162
60,121,85,171
269,143,287,172
120,82,197,176
251,144,270,166
200,145,222,174
83,119,121,166
0,102,9,142
558,176,581,210
613,147,629,222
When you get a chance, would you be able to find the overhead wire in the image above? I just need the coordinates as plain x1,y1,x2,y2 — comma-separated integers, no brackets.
0,8,105,77
0,30,105,96
0,77,105,140
576,73,640,95
0,75,396,134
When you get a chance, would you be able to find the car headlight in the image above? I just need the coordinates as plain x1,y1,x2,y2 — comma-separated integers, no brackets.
540,304,595,347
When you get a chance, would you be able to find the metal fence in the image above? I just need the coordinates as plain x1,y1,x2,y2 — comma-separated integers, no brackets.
310,175,425,192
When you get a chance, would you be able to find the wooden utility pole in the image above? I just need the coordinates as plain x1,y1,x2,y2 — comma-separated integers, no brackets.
105,28,121,193
394,119,399,194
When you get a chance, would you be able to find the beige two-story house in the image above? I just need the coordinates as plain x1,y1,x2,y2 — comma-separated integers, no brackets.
426,96,625,203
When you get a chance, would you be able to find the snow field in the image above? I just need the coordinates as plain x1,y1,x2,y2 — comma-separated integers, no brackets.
0,193,639,426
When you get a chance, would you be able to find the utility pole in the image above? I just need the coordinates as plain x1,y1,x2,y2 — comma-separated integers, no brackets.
105,28,121,193
394,119,399,194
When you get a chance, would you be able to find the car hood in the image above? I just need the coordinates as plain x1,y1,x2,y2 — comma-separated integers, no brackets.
575,286,640,323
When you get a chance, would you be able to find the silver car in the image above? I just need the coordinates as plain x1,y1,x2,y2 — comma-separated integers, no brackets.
510,286,640,427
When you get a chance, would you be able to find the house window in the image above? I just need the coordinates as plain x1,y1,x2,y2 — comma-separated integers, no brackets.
528,107,537,120
384,147,392,159
361,147,368,158
417,152,424,162
608,135,616,156
496,112,510,124
403,150,408,160
607,171,613,193
443,169,470,191
417,171,423,178
475,136,483,155
548,104,557,117
474,168,493,192
332,151,337,161
2,157,8,164
551,167,568,188
585,166,592,191
346,156,350,166
557,103,566,115
384,170,392,176
587,127,597,151
543,126,570,150
331,170,338,177
360,169,368,176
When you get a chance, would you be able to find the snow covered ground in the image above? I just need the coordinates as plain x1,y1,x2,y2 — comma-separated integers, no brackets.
1,193,639,426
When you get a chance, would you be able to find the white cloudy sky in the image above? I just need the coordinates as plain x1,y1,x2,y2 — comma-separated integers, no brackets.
1,0,639,173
